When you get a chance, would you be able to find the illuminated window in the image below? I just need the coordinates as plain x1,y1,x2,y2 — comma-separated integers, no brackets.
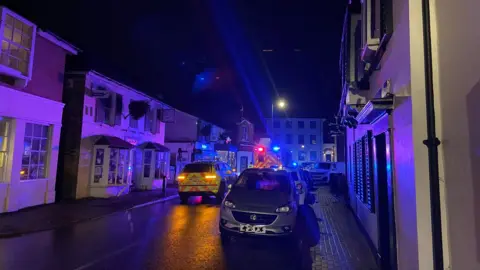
0,118,10,182
108,148,129,185
21,123,50,180
0,13,34,76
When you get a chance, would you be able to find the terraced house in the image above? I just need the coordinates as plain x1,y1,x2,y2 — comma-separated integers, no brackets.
339,0,480,269
0,7,78,212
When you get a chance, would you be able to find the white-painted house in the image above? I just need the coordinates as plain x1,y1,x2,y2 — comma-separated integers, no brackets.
0,7,78,213
58,71,172,199
339,0,480,268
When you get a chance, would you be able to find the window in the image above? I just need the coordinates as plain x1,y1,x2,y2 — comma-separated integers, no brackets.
182,163,212,173
143,150,152,178
114,94,123,126
286,120,292,128
234,172,290,193
1,13,34,76
310,121,316,129
21,123,49,180
298,151,306,161
0,119,10,181
241,126,248,141
89,107,93,116
310,135,317,145
154,152,168,179
298,121,304,129
85,106,88,115
286,134,292,144
108,148,129,185
298,135,304,145
273,121,280,128
145,109,161,134
95,94,113,125
93,148,104,183
129,116,138,129
310,151,317,161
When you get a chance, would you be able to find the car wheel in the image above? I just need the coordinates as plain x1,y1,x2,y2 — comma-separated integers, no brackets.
216,182,226,203
179,194,189,204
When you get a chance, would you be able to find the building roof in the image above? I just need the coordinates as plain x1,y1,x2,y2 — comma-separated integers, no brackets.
37,30,79,55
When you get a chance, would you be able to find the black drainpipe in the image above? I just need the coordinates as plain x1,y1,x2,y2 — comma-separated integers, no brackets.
421,0,444,269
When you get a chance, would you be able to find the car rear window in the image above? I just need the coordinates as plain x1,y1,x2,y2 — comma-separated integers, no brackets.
234,172,290,192
182,163,212,173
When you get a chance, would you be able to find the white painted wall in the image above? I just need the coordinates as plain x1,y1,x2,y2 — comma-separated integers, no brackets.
0,85,63,212
76,73,166,199
426,0,480,268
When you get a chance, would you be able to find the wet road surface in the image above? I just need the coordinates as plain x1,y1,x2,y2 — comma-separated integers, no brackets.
0,197,318,270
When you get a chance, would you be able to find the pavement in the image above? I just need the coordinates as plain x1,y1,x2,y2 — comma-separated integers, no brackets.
0,187,379,270
0,187,178,238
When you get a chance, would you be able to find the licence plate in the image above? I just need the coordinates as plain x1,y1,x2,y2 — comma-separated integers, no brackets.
240,224,266,234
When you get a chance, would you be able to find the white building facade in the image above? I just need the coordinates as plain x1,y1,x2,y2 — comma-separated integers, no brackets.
266,118,325,166
0,7,77,213
339,0,480,268
58,71,171,199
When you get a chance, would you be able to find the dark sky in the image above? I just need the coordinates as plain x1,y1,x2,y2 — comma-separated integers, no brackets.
4,0,346,140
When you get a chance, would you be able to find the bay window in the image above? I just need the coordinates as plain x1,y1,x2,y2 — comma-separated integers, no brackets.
21,123,50,180
108,148,129,185
1,11,35,76
154,152,167,179
0,118,10,181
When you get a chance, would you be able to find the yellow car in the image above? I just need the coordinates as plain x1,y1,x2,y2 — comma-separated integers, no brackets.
177,161,237,204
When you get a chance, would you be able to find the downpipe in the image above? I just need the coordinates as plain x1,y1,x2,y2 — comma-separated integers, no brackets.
421,0,444,268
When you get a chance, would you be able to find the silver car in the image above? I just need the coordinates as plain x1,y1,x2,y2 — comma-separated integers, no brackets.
219,170,298,243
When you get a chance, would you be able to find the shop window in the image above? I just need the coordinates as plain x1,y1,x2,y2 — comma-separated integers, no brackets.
154,152,168,179
143,150,152,178
93,148,104,183
108,148,129,185
21,123,50,180
0,118,11,181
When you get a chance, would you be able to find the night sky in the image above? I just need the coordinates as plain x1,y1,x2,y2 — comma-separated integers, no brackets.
3,0,346,141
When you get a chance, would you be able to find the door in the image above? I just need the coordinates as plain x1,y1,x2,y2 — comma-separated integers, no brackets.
374,132,397,270
240,156,248,172
141,150,154,189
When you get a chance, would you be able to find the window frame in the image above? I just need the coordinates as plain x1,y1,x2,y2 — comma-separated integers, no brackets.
0,9,36,79
21,123,50,181
0,117,11,182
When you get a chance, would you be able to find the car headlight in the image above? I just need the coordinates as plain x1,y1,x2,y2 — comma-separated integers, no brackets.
223,200,235,209
276,204,293,213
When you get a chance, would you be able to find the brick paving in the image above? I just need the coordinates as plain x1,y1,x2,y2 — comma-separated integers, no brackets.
0,187,178,238
310,187,378,270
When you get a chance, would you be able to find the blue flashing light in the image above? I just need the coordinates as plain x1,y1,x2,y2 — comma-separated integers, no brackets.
200,77,205,81
272,146,280,152
292,162,297,167
201,144,207,150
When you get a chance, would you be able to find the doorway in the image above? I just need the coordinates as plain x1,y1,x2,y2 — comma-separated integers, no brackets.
374,132,397,269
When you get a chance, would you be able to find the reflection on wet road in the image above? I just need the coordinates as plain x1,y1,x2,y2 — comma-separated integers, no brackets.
0,197,317,270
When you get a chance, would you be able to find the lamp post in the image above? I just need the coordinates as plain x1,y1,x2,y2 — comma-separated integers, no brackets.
271,98,287,134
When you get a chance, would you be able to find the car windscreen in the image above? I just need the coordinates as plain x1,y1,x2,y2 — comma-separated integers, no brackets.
315,163,331,170
182,163,212,173
234,172,290,193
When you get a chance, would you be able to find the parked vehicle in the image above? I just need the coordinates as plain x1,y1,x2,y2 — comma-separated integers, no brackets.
177,161,237,204
281,168,312,206
308,162,333,188
219,170,298,243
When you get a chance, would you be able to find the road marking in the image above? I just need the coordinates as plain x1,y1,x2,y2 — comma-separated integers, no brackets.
128,194,179,210
73,242,138,270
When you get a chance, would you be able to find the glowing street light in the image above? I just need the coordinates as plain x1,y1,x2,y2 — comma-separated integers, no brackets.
276,99,286,109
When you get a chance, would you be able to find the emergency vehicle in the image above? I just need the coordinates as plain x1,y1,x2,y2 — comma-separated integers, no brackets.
253,146,282,169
